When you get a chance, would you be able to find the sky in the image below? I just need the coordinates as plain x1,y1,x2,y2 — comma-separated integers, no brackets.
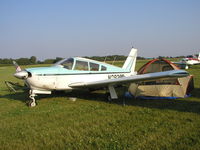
0,0,200,60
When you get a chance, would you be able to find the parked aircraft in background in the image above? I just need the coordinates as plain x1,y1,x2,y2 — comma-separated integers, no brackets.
173,52,200,69
181,53,200,65
13,48,189,107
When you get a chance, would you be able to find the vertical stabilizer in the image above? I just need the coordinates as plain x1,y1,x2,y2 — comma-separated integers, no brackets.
198,52,200,60
122,48,137,73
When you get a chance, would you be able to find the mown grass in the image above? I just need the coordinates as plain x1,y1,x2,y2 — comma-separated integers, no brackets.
0,61,200,150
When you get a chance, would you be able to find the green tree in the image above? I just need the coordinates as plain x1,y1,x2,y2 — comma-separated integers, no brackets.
44,59,55,64
30,56,37,64
16,58,30,65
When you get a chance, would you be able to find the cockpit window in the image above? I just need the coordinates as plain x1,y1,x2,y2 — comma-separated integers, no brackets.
90,62,99,71
61,58,74,69
74,60,89,71
101,65,107,71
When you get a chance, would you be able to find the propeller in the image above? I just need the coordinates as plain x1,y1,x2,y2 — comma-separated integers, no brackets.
13,61,29,79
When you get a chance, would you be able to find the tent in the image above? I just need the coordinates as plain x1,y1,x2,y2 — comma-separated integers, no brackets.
128,59,194,99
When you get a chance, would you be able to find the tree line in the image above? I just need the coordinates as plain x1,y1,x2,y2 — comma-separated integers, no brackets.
0,55,147,66
0,56,63,65
0,56,37,65
0,54,188,66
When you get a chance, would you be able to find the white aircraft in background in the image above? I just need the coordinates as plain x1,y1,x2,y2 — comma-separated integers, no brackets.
13,48,189,107
181,53,200,65
173,52,200,69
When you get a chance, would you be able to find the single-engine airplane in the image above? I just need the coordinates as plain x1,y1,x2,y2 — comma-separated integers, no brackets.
13,48,189,107
181,53,200,65
173,52,200,69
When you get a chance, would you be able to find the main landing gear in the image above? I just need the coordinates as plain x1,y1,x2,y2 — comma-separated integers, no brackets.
27,89,51,107
106,85,118,102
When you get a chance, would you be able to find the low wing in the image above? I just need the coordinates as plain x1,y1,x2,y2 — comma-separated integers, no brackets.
172,62,185,65
69,70,189,88
172,62,189,69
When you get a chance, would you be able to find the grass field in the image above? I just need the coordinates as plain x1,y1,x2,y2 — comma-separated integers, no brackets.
0,60,200,150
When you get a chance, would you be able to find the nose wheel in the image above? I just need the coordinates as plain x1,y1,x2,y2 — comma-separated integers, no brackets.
28,92,37,107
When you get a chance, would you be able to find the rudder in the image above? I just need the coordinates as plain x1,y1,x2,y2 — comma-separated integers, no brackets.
122,48,137,73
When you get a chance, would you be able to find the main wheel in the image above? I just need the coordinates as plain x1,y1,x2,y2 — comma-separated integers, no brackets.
105,93,112,102
107,95,112,102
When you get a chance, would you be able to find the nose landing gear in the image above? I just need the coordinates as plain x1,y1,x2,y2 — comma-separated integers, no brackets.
28,90,37,107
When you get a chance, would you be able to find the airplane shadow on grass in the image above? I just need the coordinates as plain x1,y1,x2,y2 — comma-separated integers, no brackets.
1,88,200,115
0,90,29,103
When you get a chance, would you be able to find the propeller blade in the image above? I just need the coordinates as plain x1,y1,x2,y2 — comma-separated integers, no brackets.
13,61,22,72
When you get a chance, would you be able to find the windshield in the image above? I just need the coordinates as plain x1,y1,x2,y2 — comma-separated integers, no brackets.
54,58,74,70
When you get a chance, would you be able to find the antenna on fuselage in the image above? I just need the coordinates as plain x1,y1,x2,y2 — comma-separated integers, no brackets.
131,42,134,48
104,55,108,63
112,56,117,65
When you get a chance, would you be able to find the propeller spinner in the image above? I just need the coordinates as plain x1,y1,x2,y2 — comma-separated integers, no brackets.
14,71,29,79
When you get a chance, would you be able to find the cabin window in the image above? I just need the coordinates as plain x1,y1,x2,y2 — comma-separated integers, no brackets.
90,62,99,71
74,60,89,71
101,65,107,71
61,58,74,70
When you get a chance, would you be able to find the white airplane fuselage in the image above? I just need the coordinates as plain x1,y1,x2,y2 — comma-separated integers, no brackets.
20,53,137,94
26,71,135,92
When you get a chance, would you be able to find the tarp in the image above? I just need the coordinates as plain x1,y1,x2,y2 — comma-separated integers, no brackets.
128,59,194,99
